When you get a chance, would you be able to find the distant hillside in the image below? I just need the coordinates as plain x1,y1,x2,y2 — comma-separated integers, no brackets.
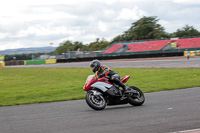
0,46,56,55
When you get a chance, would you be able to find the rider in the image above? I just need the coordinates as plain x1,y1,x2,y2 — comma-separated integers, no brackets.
90,59,127,95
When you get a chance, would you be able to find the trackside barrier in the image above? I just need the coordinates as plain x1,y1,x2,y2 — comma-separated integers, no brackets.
25,60,45,65
0,56,5,67
3,59,57,66
184,50,200,56
45,59,56,64
0,62,5,67
5,61,24,66
197,51,200,55
25,59,57,65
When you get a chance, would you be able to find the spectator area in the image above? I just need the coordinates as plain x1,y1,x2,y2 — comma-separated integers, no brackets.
146,40,170,51
127,42,147,52
127,40,170,52
175,38,200,49
103,37,200,54
103,44,124,53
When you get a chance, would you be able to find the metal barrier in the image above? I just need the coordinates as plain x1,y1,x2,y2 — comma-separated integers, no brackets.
184,50,200,56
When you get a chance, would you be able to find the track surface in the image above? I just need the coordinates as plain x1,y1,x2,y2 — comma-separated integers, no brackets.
0,87,200,133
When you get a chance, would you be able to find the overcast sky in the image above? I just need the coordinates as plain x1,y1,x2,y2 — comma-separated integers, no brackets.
0,0,200,50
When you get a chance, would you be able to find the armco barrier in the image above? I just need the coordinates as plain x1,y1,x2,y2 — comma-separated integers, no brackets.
3,59,57,66
25,59,57,65
25,60,31,65
0,56,4,67
195,51,200,56
197,51,200,55
184,50,200,57
25,60,45,65
35,60,45,65
5,61,24,66
45,59,56,64
190,51,195,56
0,62,5,67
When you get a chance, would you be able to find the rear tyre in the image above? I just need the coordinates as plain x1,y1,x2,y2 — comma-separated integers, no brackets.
128,86,145,106
85,90,106,110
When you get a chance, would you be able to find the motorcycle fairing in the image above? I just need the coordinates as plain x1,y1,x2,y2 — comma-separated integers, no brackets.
121,75,130,83
105,86,120,96
91,82,112,92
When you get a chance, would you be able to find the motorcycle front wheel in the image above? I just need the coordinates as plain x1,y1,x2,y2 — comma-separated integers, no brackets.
85,90,107,110
127,86,145,106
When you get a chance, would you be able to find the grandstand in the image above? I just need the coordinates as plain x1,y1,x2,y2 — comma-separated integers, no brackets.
103,44,124,53
175,38,200,49
127,42,147,52
102,37,200,54
146,40,170,51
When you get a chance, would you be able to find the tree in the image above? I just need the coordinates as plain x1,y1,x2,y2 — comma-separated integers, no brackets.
54,40,84,54
53,38,110,54
171,25,200,37
86,39,110,51
112,16,169,43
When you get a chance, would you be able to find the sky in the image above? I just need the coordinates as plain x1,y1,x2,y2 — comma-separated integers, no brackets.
0,0,200,50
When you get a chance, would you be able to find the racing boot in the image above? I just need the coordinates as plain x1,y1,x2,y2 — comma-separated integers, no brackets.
118,81,127,94
117,81,128,100
112,77,127,95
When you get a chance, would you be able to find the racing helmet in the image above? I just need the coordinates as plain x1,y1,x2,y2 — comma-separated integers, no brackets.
90,60,101,73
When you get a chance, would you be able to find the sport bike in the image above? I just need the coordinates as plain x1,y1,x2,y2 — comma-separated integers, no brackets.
83,75,145,110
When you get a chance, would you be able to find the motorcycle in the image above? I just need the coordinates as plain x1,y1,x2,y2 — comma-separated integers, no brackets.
83,75,145,110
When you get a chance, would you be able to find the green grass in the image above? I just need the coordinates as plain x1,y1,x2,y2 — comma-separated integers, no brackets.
0,68,200,106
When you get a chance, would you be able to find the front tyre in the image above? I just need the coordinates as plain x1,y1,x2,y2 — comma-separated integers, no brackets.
85,90,107,110
128,86,145,106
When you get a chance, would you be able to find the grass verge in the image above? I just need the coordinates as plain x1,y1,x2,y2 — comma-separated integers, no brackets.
0,68,200,106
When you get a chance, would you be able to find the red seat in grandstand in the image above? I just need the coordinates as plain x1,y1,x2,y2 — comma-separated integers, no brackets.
192,38,200,48
103,44,124,53
127,40,169,52
106,38,200,54
127,43,147,52
176,38,200,49
146,40,169,51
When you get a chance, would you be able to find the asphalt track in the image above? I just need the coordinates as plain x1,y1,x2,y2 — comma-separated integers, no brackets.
1,57,200,133
0,87,200,133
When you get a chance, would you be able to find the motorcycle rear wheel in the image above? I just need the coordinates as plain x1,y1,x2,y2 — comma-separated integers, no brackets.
85,90,107,110
127,86,145,106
